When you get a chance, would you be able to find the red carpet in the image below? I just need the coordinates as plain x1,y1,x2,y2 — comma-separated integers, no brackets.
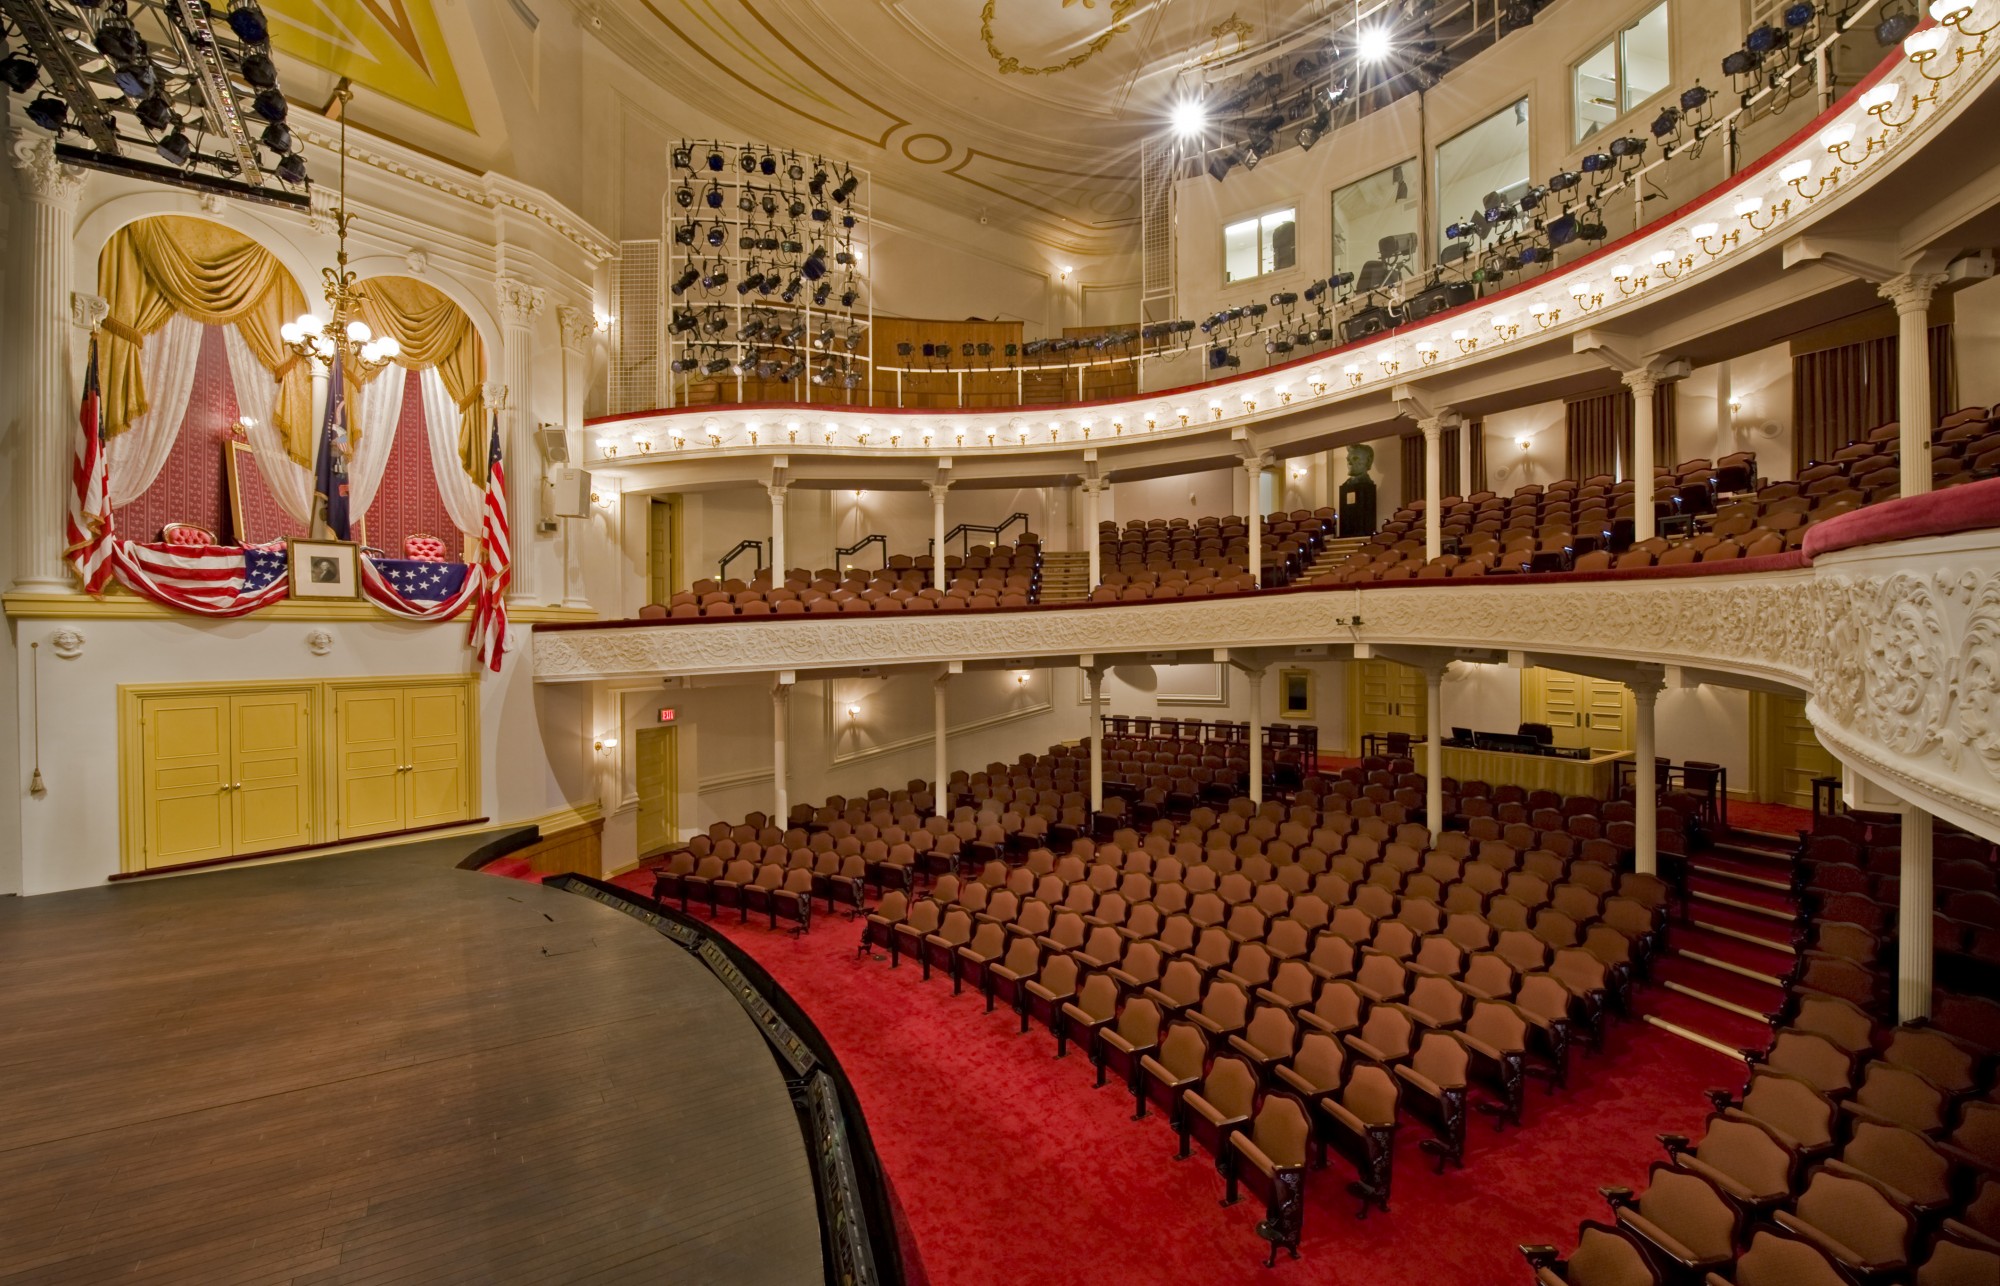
1727,800,1813,838
510,865,1741,1286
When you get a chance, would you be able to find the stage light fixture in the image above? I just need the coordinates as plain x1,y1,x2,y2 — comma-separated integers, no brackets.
1580,152,1614,173
1546,214,1579,247
253,88,288,124
1358,26,1392,61
135,96,175,132
25,95,66,132
1608,135,1646,159
1547,170,1581,193
1208,346,1241,370
1784,2,1816,26
1744,23,1786,53
1206,150,1237,181
227,0,272,44
1651,106,1681,138
1681,85,1711,113
671,266,701,294
1721,48,1757,75
260,122,292,153
155,128,193,167
274,153,308,185
1875,10,1919,44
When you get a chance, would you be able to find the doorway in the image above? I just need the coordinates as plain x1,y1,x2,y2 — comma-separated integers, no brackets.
1750,692,1837,808
635,725,678,858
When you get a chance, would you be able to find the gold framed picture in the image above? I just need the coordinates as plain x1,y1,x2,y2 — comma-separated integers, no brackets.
1279,667,1315,720
287,538,361,600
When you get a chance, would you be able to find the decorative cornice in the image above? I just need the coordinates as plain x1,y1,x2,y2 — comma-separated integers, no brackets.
69,292,109,332
495,277,548,326
1877,271,1949,315
556,303,595,351
11,135,84,204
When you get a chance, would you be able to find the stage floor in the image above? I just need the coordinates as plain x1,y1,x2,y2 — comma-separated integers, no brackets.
0,839,824,1285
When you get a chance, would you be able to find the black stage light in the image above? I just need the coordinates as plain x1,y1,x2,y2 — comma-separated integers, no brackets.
1609,135,1646,159
1517,186,1546,211
760,193,778,216
1446,220,1472,240
1580,151,1613,173
810,205,830,222
1326,271,1354,290
1744,23,1785,53
737,271,767,295
1,54,38,94
672,146,693,169
834,174,859,202
156,128,193,167
705,150,725,171
1297,108,1331,151
703,182,723,209
812,282,832,306
1341,307,1392,342
1265,338,1294,355
738,148,757,172
673,184,693,208
1546,214,1579,247
809,168,828,196
840,287,859,307
97,14,147,64
1681,85,1711,112
26,95,67,131
1785,2,1816,26
1721,48,1757,76
671,266,700,293
1579,220,1608,241
705,224,726,247
1270,291,1297,307
670,309,698,334
703,356,732,375
1242,134,1274,170
1245,302,1267,318
1547,170,1581,192
781,275,803,303
1875,11,1918,44
673,223,696,246
253,88,288,122
788,198,806,218
1307,326,1334,342
260,121,291,153
1651,106,1680,138
1518,245,1543,264
702,309,729,334
841,370,861,390
977,342,992,356
835,249,856,266
114,61,158,99
228,0,271,45
1483,204,1512,224
1208,346,1240,370
274,152,308,185
760,153,778,175
787,156,805,180
701,265,729,290
240,51,279,90
736,191,755,213
670,357,700,374
136,95,175,132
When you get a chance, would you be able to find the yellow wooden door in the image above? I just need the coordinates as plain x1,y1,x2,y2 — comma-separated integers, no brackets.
405,685,470,828
1756,693,1838,808
1527,669,1633,753
636,726,675,856
230,689,315,854
140,695,234,869
1351,659,1425,749
648,497,680,604
335,688,405,839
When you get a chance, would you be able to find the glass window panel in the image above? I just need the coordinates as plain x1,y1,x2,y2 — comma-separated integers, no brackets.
1262,210,1297,274
1224,218,1259,283
1437,99,1531,254
1621,3,1671,113
1331,163,1417,283
1574,40,1617,142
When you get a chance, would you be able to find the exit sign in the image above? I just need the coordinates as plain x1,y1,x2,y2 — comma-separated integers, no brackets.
658,708,677,723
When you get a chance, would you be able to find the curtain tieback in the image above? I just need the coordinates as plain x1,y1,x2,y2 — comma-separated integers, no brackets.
101,316,144,345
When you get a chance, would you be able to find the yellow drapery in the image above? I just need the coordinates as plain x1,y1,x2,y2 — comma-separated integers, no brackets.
97,215,313,460
355,276,487,475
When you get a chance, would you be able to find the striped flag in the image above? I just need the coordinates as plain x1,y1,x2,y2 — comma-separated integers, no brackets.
312,357,351,540
65,337,114,593
468,415,510,672
109,541,291,616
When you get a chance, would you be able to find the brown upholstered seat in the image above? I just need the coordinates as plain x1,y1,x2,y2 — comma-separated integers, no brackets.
1720,1228,1853,1286
1227,1092,1314,1265
1661,1113,1798,1218
1180,1053,1258,1164
1396,1029,1471,1171
1521,1222,1661,1285
1138,1020,1209,1126
985,936,1045,1031
1604,1163,1740,1279
1097,997,1164,1107
1319,1062,1400,1217
1772,1170,1916,1281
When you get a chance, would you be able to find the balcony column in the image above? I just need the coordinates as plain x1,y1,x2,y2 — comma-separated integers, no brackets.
1421,660,1447,833
1631,673,1664,876
934,670,950,805
1879,274,1946,498
1244,454,1268,586
1625,369,1659,543
495,276,546,602
930,481,949,588
1086,664,1105,813
771,678,791,824
1420,418,1444,562
1244,664,1267,805
1457,419,1473,500
1082,477,1103,588
1899,802,1934,1021
11,138,85,592
768,482,788,582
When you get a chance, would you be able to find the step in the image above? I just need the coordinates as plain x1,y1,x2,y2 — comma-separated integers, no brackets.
1669,923,1795,981
1687,871,1796,919
1723,828,1805,855
1685,899,1798,952
1653,954,1786,1023
1687,853,1794,895
1639,988,1769,1059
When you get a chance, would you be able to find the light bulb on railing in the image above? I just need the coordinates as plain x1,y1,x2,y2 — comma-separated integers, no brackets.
1733,197,1763,217
346,319,372,343
1859,82,1902,112
1905,26,1950,61
1780,159,1814,184
1820,122,1857,149
1931,0,1974,19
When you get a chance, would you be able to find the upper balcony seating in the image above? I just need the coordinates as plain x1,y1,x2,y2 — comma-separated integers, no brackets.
1095,511,1338,594
653,536,1044,616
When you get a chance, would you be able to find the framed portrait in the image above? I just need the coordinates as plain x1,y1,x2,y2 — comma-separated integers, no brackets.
226,440,309,546
287,538,361,600
1279,668,1315,720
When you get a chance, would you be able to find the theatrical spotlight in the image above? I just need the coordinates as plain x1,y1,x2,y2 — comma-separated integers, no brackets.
1208,346,1241,370
1297,106,1332,151
1874,9,1918,45
1207,150,1238,182
671,266,701,294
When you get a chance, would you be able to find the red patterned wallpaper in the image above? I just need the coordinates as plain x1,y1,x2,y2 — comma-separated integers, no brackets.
234,442,308,546
114,325,236,543
360,369,460,561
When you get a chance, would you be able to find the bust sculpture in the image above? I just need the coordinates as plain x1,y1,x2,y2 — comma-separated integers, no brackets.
1339,443,1378,536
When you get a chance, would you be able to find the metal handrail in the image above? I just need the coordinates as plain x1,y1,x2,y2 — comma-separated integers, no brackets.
929,512,1027,559
834,533,888,571
718,538,765,581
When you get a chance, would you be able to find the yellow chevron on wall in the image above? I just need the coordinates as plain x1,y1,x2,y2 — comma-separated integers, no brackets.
264,0,474,132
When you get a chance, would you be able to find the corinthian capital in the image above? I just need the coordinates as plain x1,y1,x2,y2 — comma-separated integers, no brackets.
556,304,594,350
1877,272,1948,316
11,136,84,205
494,276,547,325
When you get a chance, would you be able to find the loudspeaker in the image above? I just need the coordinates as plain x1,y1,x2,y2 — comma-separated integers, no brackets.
550,467,592,518
535,424,571,463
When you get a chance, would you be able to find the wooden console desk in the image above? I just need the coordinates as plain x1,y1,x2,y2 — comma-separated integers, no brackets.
1414,744,1631,799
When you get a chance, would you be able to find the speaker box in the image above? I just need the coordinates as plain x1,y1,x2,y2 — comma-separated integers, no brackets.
550,467,592,518
535,424,571,463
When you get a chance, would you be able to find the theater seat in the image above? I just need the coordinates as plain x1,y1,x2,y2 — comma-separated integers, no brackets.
1097,996,1162,1104
1521,1223,1661,1285
1773,1171,1916,1281
1319,1062,1400,1217
1721,1228,1860,1286
1603,1164,1740,1279
1179,1052,1258,1164
1227,1092,1314,1265
1139,1020,1208,1126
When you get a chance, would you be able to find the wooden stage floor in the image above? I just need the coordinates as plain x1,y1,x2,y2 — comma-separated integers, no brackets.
0,839,824,1285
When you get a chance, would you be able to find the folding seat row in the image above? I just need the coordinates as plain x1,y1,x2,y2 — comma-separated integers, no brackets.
650,855,815,931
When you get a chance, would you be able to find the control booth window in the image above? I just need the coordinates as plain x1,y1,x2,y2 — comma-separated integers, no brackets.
1224,207,1296,284
1436,98,1532,257
1332,162,1418,285
1575,2,1671,142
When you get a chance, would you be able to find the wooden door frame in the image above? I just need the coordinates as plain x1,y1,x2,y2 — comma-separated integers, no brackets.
634,724,679,862
648,495,684,602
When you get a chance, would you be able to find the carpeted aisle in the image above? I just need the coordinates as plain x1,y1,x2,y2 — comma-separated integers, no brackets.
1726,799,1814,837
543,866,1741,1286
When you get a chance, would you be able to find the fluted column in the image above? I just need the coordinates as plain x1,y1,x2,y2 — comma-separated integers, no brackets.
1899,802,1934,1021
1244,664,1267,805
1625,370,1660,543
768,482,789,582
1879,274,1946,498
495,276,546,601
934,670,950,803
930,482,949,588
1086,665,1105,812
1420,418,1444,562
1423,661,1446,832
772,679,791,824
1631,673,1665,876
1081,478,1103,588
1456,420,1472,501
1244,455,1268,586
12,138,85,592
556,304,594,609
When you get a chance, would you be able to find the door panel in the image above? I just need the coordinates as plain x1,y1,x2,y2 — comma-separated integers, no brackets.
636,726,674,857
1527,670,1632,754
142,697,232,868
405,686,470,828
231,689,315,853
1355,660,1425,742
336,689,405,839
1762,694,1837,809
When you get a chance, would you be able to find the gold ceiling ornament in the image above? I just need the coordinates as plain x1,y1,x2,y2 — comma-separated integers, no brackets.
1200,15,1256,65
981,0,1140,76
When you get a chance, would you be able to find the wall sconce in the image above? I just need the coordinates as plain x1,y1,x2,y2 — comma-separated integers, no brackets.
1490,315,1518,340
1648,248,1691,282
985,428,997,446
1783,157,1836,201
670,429,686,449
1611,264,1645,297
1111,419,1125,435
593,311,614,332
1342,363,1363,386
785,419,801,444
1820,120,1876,169
1736,195,1789,232
237,415,256,432
1376,351,1400,376
596,437,619,457
1013,671,1030,685
1080,417,1094,439
1690,221,1737,257
1415,340,1439,365
822,424,837,444
1175,407,1191,427
1528,301,1561,329
1058,265,1072,282
1048,421,1063,441
589,488,616,509
594,734,620,752
921,430,934,447
1568,279,1603,312
1240,391,1257,413
1275,383,1293,404
1727,395,1743,417
846,704,861,720
856,426,871,444
634,436,654,453
1451,329,1477,354
1207,399,1224,420
1860,79,1917,130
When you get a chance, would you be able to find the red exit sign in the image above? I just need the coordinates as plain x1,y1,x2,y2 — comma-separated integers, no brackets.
658,708,677,723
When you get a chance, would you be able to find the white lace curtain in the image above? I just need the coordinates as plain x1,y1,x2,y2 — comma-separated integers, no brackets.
104,313,203,506
347,366,405,521
419,367,485,539
223,323,312,525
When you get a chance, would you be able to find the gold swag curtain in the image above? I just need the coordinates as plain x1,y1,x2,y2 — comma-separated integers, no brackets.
98,215,313,459
355,276,487,476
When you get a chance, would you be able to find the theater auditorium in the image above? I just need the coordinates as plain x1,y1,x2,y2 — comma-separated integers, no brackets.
1,0,1998,1282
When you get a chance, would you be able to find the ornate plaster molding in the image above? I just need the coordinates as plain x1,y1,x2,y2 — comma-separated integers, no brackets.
69,292,109,332
11,136,84,205
556,303,595,351
495,277,547,326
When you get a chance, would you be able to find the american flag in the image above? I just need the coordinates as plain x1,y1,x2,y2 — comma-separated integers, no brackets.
66,337,114,593
109,542,291,617
468,415,510,672
362,556,478,621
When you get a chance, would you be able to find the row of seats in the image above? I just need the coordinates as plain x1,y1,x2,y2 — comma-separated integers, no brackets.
1096,510,1340,590
640,538,1046,617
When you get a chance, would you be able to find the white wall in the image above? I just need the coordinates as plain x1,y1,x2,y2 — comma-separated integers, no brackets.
1484,402,1568,490
1953,275,2000,412
1109,469,1236,525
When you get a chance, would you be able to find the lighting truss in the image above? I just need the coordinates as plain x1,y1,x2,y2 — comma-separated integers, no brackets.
0,0,309,208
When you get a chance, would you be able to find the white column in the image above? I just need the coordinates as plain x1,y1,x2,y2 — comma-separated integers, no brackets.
1626,370,1659,543
1083,478,1102,587
495,277,546,602
1632,676,1662,876
1899,802,1934,1021
556,305,594,609
934,670,950,802
768,482,788,582
1244,455,1267,586
12,139,85,592
1087,666,1105,812
1423,662,1445,831
1245,665,1266,805
930,481,949,588
1456,421,1472,499
772,680,791,824
1420,418,1444,562
1880,274,1946,498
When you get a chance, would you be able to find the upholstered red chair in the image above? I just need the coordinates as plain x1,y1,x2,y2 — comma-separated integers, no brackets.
405,533,448,561
161,523,214,547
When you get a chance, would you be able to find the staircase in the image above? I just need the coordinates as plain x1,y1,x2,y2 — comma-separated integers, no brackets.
1639,820,1803,1062
1036,550,1092,604
1299,536,1372,584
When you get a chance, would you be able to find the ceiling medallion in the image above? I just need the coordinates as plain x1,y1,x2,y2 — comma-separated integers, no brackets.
981,0,1139,76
